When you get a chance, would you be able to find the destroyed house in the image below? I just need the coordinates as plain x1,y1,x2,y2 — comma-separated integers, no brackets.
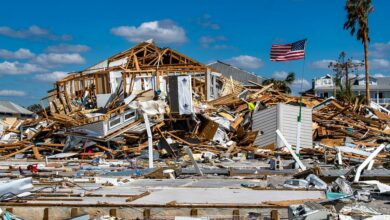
43,42,231,139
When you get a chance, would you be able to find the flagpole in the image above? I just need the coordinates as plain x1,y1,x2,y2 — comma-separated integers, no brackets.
295,39,307,169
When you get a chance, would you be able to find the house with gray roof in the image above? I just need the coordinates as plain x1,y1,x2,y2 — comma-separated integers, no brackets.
0,101,34,119
313,74,390,106
207,61,264,85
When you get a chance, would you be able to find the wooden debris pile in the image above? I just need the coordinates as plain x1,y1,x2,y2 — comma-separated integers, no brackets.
0,41,388,170
313,98,390,145
0,81,322,162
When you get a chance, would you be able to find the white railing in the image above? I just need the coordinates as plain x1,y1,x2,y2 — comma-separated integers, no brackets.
375,98,390,105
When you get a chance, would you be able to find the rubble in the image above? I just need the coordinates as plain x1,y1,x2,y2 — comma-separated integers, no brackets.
0,42,389,219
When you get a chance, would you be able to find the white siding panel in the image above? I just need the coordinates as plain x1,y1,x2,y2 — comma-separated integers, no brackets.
278,103,312,148
252,106,277,148
252,103,312,148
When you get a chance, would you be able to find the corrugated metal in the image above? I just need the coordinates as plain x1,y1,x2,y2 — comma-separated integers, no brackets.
207,61,263,85
252,103,312,148
0,101,33,115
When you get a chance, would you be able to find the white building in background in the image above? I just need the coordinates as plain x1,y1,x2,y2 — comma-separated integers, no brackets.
312,74,390,106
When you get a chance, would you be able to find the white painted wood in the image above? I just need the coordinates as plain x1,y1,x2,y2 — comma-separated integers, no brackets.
276,129,306,171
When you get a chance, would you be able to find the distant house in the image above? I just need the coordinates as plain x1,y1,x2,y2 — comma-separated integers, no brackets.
207,61,264,85
312,74,390,105
0,101,34,119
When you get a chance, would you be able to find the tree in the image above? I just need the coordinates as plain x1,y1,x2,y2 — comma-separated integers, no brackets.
27,104,43,113
329,51,364,98
262,72,296,94
344,0,374,104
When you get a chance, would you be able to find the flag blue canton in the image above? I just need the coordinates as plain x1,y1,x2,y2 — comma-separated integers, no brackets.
291,39,306,51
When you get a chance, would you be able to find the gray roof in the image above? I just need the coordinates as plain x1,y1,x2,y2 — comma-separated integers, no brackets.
0,101,33,115
315,76,390,91
207,61,264,85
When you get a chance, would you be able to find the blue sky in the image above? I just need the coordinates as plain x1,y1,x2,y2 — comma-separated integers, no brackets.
1,0,390,106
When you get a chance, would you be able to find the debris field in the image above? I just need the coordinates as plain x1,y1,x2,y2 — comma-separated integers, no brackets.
0,42,389,220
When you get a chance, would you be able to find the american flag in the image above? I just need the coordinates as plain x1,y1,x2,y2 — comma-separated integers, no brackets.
270,39,306,61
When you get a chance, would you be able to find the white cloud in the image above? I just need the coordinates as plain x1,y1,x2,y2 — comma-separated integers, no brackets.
46,44,90,53
111,20,187,44
34,71,68,82
0,90,26,96
271,71,288,79
291,79,311,95
213,44,231,50
373,73,385,78
225,55,264,69
371,41,390,58
0,25,71,41
0,48,35,59
34,53,85,66
312,59,335,69
370,58,390,69
199,35,227,48
196,14,220,30
0,61,44,75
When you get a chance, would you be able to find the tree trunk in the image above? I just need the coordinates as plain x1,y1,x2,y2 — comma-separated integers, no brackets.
364,33,370,104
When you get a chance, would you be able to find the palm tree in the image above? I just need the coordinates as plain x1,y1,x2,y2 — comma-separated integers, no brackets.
263,72,296,94
344,0,374,104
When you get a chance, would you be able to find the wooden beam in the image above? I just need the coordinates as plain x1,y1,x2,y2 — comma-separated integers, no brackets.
2,145,33,159
32,145,43,160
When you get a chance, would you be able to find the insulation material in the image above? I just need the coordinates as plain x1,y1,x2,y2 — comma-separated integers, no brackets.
159,76,167,95
125,77,132,94
212,127,229,145
108,57,127,67
86,59,108,71
209,116,231,130
129,100,167,116
143,77,154,90
109,71,122,93
96,94,113,108
133,78,143,91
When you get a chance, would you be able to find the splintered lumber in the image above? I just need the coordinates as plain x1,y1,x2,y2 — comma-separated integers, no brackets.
32,145,43,160
122,141,149,154
2,145,33,159
248,83,274,99
126,191,150,202
95,144,116,155
263,199,323,206
226,143,237,153
207,92,241,106
166,132,195,146
231,115,244,130
36,143,65,147
198,119,219,140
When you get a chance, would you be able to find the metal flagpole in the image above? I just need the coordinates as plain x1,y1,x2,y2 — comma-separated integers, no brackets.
295,39,307,169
